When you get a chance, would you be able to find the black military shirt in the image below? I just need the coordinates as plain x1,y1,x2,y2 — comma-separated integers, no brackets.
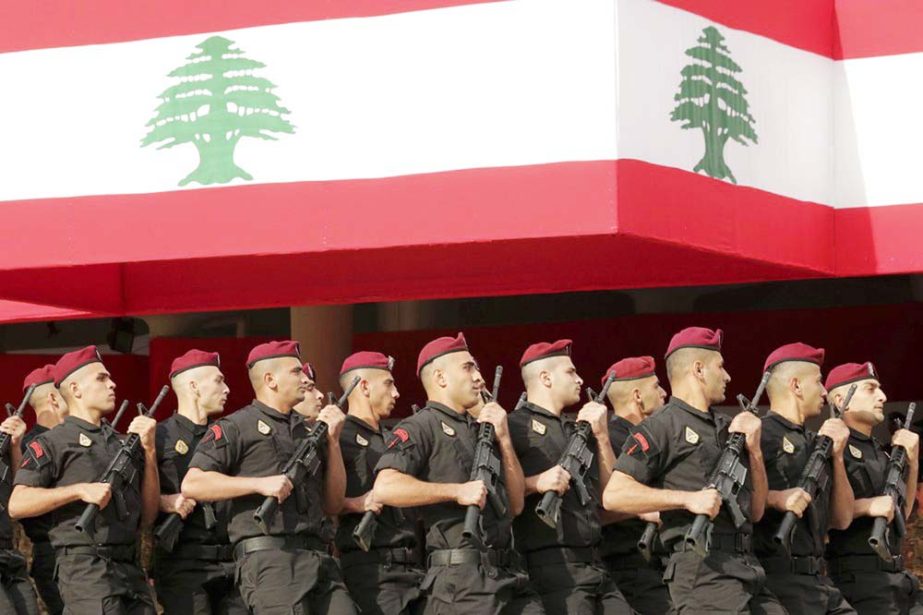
613,396,754,546
755,412,830,557
156,413,230,545
14,416,144,548
827,429,899,558
508,401,601,552
188,400,325,545
19,425,53,543
374,402,512,552
601,414,648,557
335,415,419,553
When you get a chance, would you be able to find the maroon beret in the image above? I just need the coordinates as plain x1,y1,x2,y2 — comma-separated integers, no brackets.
417,332,468,376
519,339,573,368
665,327,723,359
53,345,104,387
170,349,221,379
23,364,55,392
303,362,317,381
340,351,394,376
246,340,301,368
825,362,878,391
602,356,656,385
763,342,825,373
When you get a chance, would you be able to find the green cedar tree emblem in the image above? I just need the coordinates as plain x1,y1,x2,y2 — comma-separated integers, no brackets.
670,26,757,184
142,36,294,186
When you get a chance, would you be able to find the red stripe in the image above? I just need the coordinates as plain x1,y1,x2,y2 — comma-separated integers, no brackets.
0,0,505,54
836,203,923,276
833,0,923,59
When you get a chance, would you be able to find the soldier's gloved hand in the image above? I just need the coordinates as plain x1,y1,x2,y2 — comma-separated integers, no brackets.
868,495,896,521
77,483,112,509
639,511,661,525
478,403,509,440
819,418,850,457
456,480,488,509
893,428,920,464
685,488,721,519
363,490,384,515
0,416,27,445
729,411,762,453
536,465,571,495
576,402,608,439
318,405,347,440
127,416,157,454
777,487,812,517
161,493,197,519
258,475,294,503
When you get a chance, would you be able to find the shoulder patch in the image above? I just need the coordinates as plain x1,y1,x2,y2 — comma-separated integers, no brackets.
356,433,369,447
201,423,228,448
21,440,50,469
174,439,189,455
78,433,92,447
257,420,271,435
684,426,699,445
848,444,863,459
531,419,546,435
625,431,652,458
782,436,795,454
440,421,456,437
387,427,411,449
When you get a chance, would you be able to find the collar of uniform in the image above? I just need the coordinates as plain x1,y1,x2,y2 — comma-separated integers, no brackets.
66,415,103,433
670,396,718,424
522,401,563,422
426,401,471,424
174,413,207,437
848,427,872,443
252,399,292,422
767,411,805,433
610,414,634,430
345,414,380,434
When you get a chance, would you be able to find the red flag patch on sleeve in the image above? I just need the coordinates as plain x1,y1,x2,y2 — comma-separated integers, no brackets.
387,428,410,449
29,441,44,458
625,432,651,457
210,424,223,441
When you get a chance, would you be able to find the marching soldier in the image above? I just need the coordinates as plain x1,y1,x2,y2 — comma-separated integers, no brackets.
293,362,325,428
599,356,672,615
10,346,159,613
151,350,246,614
374,333,544,614
825,362,922,614
19,365,67,614
507,340,631,613
753,343,856,613
181,340,355,614
603,327,785,614
335,351,425,614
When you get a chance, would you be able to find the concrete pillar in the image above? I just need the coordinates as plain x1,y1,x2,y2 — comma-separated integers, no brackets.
291,305,354,393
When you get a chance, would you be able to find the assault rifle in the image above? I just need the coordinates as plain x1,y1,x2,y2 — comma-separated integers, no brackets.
462,366,507,540
254,375,360,535
684,372,771,556
75,386,170,536
0,385,36,487
869,401,917,562
535,372,616,529
772,383,857,555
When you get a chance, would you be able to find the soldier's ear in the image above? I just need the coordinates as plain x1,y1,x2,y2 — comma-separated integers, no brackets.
692,360,706,383
263,370,277,391
360,379,371,397
790,377,802,398
632,387,642,405
539,370,552,388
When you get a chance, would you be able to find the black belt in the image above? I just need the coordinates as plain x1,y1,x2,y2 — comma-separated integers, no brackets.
604,552,661,571
233,535,326,561
340,547,423,569
675,533,752,554
829,554,904,575
760,555,824,575
173,543,234,561
58,544,136,562
525,546,598,567
428,548,516,568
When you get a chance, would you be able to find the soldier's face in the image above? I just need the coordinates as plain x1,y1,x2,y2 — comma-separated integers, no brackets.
703,353,730,404
549,358,582,407
294,379,324,419
443,352,482,409
196,367,229,416
800,366,826,419
75,365,117,413
369,371,399,419
844,379,887,425
640,376,667,414
275,358,309,407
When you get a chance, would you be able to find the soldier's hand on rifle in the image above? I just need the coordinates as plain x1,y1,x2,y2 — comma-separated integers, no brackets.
77,483,112,509
576,402,608,439
868,495,896,522
362,490,383,515
536,465,571,495
161,493,197,519
127,416,157,454
685,488,721,518
456,480,488,509
478,403,509,440
778,487,812,518
318,405,347,440
893,429,920,463
257,475,294,504
819,418,849,457
639,511,661,525
729,411,762,453
0,415,27,445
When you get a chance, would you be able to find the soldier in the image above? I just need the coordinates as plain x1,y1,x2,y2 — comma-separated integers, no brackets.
181,340,355,614
753,343,856,614
506,340,631,613
335,351,425,614
599,356,672,615
293,362,325,428
10,345,159,613
19,365,67,615
374,332,544,614
603,327,785,614
825,362,922,614
151,349,246,615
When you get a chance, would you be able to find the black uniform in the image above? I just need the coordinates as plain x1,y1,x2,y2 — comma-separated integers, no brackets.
152,414,246,615
375,402,544,615
754,412,855,614
14,416,155,614
187,400,355,615
507,401,631,614
827,429,922,615
612,396,784,615
336,415,425,614
0,431,39,615
20,425,63,615
601,414,671,615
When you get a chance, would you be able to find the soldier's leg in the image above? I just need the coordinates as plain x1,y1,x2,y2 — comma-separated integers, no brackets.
55,551,122,614
343,562,425,615
664,551,752,614
832,571,903,615
113,560,156,615
211,562,248,615
421,563,526,615
154,559,215,615
608,565,672,615
236,549,312,615
304,551,355,615
0,550,40,615
31,542,64,615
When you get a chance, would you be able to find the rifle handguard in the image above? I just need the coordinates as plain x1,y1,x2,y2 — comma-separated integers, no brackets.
353,510,378,552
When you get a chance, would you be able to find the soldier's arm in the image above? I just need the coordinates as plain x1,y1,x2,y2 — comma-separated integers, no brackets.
374,468,473,507
480,403,525,516
322,438,347,515
182,467,290,502
828,451,855,530
9,484,106,519
603,471,714,515
130,415,160,529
